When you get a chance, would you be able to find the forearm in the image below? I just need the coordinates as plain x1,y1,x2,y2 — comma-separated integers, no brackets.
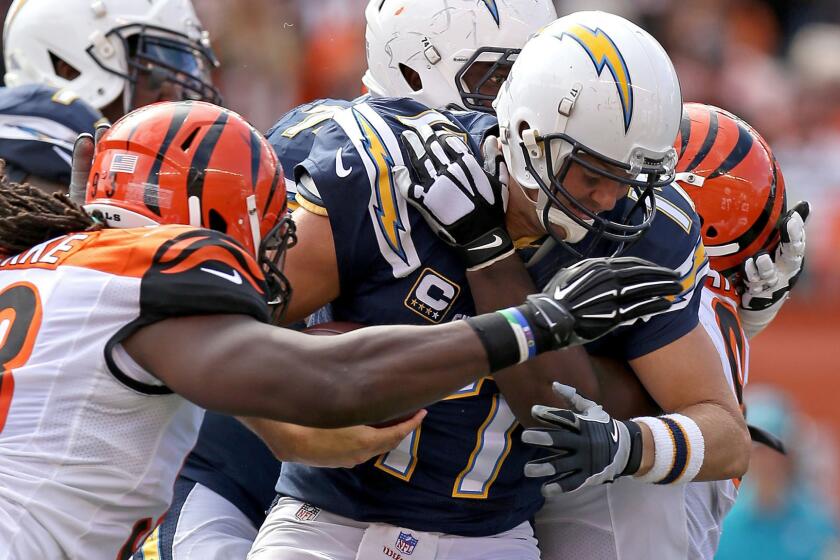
130,315,491,428
467,254,599,425
238,417,301,461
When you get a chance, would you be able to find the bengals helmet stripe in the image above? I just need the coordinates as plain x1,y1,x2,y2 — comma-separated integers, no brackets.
248,125,264,192
677,111,692,160
186,110,228,204
674,103,786,277
144,102,194,217
708,123,755,180
683,108,719,172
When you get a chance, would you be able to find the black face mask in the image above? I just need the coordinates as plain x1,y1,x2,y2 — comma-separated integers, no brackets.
454,46,519,113
87,23,222,110
259,215,297,325
521,133,675,258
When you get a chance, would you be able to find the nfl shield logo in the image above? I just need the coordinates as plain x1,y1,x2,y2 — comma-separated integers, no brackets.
294,503,321,522
396,531,419,555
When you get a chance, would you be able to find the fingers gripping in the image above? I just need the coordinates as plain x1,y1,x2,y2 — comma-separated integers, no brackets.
69,133,96,204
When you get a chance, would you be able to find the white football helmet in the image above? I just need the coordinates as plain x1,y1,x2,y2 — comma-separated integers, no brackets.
495,11,682,252
363,0,556,111
3,0,220,113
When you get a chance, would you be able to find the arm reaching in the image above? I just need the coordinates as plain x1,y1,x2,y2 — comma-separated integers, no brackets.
124,256,681,428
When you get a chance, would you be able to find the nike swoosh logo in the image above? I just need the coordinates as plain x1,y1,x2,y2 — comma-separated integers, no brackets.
610,420,619,443
200,267,243,285
335,147,353,178
468,234,504,252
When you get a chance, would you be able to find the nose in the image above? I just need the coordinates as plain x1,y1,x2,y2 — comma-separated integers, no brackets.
589,181,626,213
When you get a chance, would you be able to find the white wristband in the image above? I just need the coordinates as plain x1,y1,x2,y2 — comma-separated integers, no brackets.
632,416,674,484
633,414,706,484
662,413,705,483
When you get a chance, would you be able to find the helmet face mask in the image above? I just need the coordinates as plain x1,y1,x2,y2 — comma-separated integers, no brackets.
454,46,519,112
521,133,673,257
86,23,221,112
259,216,297,323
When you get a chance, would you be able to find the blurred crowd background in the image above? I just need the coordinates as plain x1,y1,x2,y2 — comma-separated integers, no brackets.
2,0,838,556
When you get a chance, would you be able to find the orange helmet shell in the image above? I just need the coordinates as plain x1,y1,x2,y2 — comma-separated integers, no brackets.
85,101,286,256
674,103,786,277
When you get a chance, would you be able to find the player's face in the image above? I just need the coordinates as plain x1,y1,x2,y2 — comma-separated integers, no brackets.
460,61,510,110
555,154,632,219
132,70,187,107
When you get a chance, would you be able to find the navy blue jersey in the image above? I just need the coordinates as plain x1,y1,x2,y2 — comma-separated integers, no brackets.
269,98,535,537
0,84,105,184
179,413,281,527
266,100,706,537
525,184,709,360
265,97,361,209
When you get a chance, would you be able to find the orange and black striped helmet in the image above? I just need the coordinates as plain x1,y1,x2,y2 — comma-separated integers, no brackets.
84,100,295,317
674,103,786,277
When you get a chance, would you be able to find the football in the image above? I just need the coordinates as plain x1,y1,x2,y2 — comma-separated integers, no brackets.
303,321,366,336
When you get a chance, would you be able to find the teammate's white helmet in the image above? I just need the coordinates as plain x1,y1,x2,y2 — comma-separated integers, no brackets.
3,0,220,113
363,0,556,111
495,11,682,250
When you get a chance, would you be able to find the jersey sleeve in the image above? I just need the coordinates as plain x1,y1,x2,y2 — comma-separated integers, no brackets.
136,227,270,324
265,98,358,211
586,185,710,360
97,226,270,394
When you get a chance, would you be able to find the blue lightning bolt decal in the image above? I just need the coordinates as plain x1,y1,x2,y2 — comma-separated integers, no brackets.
353,109,409,264
559,24,634,132
482,0,500,26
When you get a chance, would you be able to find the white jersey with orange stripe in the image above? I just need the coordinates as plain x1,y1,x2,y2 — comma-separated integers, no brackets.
698,269,749,404
0,225,270,559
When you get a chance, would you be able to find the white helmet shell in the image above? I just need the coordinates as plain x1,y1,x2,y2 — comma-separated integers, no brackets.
3,0,216,111
363,0,556,109
495,11,682,246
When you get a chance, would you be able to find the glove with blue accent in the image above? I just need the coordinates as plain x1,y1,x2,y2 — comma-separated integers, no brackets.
740,201,809,338
522,383,643,495
528,256,682,348
393,126,513,270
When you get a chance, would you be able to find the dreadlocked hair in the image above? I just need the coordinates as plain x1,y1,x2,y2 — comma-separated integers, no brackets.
0,160,101,256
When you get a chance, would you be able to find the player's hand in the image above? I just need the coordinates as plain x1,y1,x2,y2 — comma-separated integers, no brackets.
740,201,809,337
69,123,110,204
522,383,643,494
393,126,512,270
525,256,682,349
282,410,427,468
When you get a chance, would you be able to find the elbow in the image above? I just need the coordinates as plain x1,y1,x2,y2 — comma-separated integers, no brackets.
717,423,751,479
730,425,752,478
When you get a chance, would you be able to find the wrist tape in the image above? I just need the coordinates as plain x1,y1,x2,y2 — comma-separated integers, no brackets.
632,414,705,484
466,304,552,372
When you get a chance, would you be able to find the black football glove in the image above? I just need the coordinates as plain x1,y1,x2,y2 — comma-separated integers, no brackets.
522,256,682,349
393,126,513,269
522,383,643,494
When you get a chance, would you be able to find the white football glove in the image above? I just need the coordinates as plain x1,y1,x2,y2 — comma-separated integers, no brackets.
393,126,512,270
740,201,809,338
522,383,643,495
